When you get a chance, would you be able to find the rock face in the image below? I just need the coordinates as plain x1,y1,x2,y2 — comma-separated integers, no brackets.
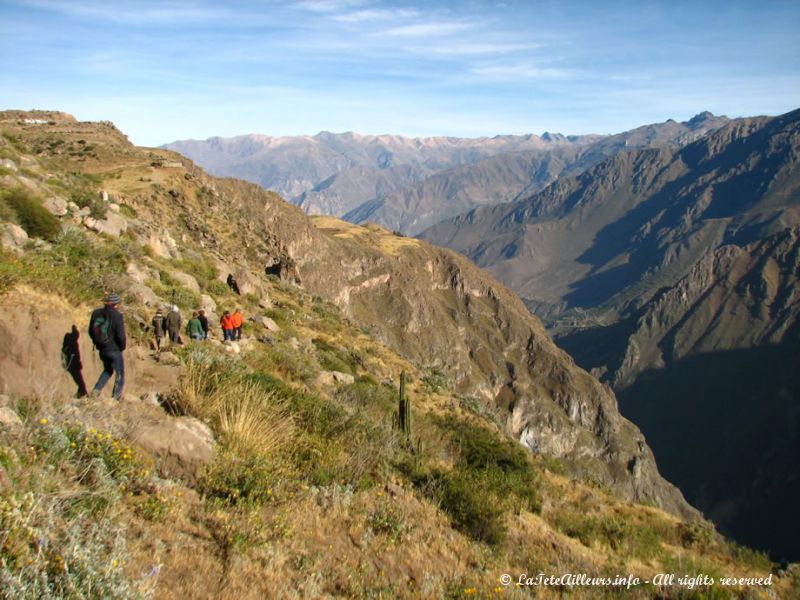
131,416,215,484
83,211,127,237
420,109,800,560
1,223,28,252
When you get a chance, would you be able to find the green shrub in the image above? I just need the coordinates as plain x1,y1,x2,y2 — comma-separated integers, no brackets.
3,187,61,241
553,510,662,559
400,463,507,546
0,229,128,302
312,338,360,374
444,418,541,514
421,367,448,393
201,450,276,507
173,255,218,290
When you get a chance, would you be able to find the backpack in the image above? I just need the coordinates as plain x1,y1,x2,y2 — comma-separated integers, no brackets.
90,309,113,348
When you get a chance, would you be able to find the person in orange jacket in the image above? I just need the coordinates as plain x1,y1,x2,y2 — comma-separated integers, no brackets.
220,310,235,341
231,307,244,340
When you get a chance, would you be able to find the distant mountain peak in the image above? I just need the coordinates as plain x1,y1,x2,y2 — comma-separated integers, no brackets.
687,111,718,126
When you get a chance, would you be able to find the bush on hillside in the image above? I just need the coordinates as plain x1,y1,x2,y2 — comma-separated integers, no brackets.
3,187,61,241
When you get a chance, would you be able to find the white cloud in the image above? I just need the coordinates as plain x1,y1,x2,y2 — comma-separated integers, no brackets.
333,8,421,23
295,0,371,13
380,21,476,38
419,41,540,56
470,63,574,80
20,0,232,25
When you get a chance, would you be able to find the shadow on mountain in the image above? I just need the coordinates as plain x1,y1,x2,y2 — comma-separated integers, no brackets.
617,340,800,562
563,112,799,310
553,313,642,379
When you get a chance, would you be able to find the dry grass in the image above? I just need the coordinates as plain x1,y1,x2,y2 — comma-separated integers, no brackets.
216,381,294,458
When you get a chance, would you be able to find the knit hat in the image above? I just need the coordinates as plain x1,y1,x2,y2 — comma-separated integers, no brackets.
105,292,121,305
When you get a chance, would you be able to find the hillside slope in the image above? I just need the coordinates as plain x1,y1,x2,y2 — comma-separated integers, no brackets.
3,110,793,598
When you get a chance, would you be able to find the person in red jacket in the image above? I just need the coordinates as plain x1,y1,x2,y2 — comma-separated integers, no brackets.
220,310,235,341
231,308,244,340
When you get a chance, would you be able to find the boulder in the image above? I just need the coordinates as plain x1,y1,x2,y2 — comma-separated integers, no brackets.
107,203,121,213
223,341,241,355
157,351,181,366
200,294,217,315
0,406,22,430
127,282,162,307
146,228,179,259
252,315,281,332
1,223,28,253
83,211,127,237
316,371,355,387
67,201,80,213
43,196,68,217
126,262,148,284
131,416,215,484
172,271,200,293
0,158,18,172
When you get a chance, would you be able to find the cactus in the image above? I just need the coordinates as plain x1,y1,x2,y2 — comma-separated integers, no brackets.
398,371,412,441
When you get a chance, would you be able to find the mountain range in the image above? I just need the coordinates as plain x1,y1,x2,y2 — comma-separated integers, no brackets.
163,113,729,236
420,109,800,560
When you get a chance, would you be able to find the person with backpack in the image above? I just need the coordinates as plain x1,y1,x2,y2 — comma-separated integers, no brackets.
165,305,182,345
220,310,235,341
186,312,204,341
151,308,166,350
231,308,244,341
88,292,126,400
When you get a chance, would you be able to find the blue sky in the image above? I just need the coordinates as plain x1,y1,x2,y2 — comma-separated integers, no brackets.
2,0,798,146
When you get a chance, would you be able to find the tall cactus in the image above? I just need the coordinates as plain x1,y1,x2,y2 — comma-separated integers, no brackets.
398,371,412,441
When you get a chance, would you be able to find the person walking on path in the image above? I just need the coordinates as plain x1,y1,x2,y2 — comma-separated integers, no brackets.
231,308,244,341
88,292,126,400
220,310,235,341
197,309,209,340
165,305,182,345
151,308,166,350
186,312,204,341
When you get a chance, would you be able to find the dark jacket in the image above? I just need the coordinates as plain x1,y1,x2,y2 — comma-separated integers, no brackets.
88,305,126,352
165,310,182,332
152,313,166,337
197,314,209,334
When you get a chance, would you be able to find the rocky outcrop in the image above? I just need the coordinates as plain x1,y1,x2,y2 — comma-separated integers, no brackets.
131,416,215,484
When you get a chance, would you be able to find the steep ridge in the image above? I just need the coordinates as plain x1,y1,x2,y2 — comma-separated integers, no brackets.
421,109,800,559
420,110,800,319
350,112,730,235
606,229,800,561
0,110,692,518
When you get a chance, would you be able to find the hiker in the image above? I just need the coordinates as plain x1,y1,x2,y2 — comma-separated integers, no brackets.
231,307,244,341
151,308,166,350
165,305,182,345
197,309,209,340
220,310,235,341
226,273,241,295
88,292,126,400
186,311,204,341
